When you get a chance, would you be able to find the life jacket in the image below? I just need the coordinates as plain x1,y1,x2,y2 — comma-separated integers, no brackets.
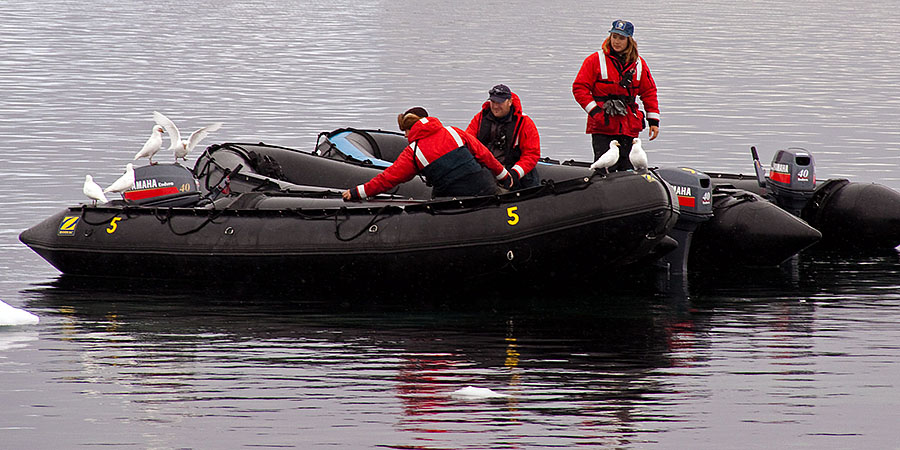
475,107,524,168
573,47,659,137
355,117,508,199
410,127,497,197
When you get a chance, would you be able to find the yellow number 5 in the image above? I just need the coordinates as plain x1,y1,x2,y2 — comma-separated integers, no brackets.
507,206,519,226
107,217,121,234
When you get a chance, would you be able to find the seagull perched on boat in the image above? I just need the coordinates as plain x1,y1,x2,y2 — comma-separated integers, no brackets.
630,137,648,173
103,163,135,195
83,175,108,205
153,111,223,162
134,125,165,165
590,140,620,173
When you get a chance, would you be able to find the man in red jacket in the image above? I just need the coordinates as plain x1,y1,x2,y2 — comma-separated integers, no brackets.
466,84,541,190
343,107,512,201
573,20,660,172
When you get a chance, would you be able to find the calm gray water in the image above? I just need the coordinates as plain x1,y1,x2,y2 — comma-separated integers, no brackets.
2,1,900,448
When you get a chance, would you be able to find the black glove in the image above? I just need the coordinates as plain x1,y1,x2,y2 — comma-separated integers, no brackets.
509,169,520,187
603,99,627,116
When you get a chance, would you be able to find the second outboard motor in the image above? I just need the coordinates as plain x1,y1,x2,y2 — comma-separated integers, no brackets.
656,167,714,275
766,148,815,215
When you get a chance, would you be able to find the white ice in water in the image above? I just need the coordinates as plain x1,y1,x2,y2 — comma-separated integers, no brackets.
0,332,38,351
450,386,508,399
0,300,40,326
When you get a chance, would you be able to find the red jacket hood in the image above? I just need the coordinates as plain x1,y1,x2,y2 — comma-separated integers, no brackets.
407,116,446,142
480,92,524,115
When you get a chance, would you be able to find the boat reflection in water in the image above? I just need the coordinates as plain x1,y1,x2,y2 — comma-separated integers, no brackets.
20,273,699,444
21,249,897,447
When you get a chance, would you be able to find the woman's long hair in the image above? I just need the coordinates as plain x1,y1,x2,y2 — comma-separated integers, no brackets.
397,107,428,132
602,35,639,65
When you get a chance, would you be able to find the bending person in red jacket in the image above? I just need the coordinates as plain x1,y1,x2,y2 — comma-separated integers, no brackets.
466,84,541,190
573,19,660,172
342,107,513,201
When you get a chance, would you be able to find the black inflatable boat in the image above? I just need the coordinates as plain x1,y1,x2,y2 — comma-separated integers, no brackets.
296,128,825,270
25,126,871,283
307,127,900,261
19,144,680,282
706,146,900,251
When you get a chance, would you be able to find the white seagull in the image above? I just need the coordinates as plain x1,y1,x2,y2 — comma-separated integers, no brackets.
153,111,223,162
104,163,135,195
83,175,108,205
630,137,649,172
134,125,165,165
590,140,620,173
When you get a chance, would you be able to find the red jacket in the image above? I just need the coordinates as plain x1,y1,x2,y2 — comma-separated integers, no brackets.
572,48,659,137
465,92,541,179
352,116,509,199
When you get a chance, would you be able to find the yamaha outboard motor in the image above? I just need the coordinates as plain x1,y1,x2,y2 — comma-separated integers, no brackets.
656,167,714,275
123,163,202,207
766,148,815,215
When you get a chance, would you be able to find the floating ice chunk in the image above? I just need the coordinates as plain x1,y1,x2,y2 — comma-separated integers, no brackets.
0,300,40,326
450,386,508,399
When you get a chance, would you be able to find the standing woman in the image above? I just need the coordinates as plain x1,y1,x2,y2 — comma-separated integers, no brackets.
573,20,659,172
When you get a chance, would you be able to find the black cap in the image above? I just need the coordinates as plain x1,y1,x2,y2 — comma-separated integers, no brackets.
488,84,512,103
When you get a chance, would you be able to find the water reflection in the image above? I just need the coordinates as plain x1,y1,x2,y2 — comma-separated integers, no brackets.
10,249,900,447
17,275,697,447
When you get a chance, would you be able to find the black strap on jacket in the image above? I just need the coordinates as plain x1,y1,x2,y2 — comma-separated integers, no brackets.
476,108,525,168
593,94,636,104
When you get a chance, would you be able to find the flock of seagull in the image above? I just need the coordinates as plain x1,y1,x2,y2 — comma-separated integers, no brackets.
589,137,649,174
83,112,223,205
83,118,644,205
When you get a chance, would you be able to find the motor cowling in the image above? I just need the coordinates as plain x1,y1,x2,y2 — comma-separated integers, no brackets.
656,167,714,276
657,167,713,224
123,163,201,207
767,148,815,215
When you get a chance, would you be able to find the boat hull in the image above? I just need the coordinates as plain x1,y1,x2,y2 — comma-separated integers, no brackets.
709,173,900,251
689,189,822,267
20,170,678,282
198,141,827,270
